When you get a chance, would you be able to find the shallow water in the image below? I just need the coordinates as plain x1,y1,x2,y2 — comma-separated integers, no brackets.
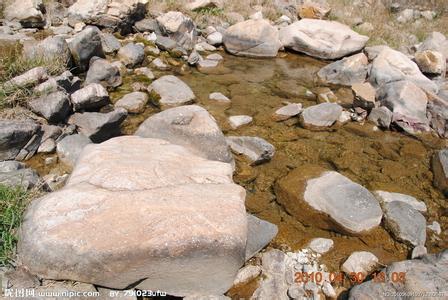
27,50,448,294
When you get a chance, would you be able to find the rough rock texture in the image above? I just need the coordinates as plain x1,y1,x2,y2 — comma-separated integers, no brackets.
23,36,72,66
68,109,127,143
34,71,81,95
382,201,426,247
85,58,122,88
70,83,110,111
374,191,427,212
115,92,148,113
369,47,438,93
4,67,48,90
223,19,282,58
0,161,39,190
368,107,393,128
19,136,247,297
100,32,122,54
245,214,278,260
4,0,45,28
118,43,145,67
352,82,376,110
415,50,446,75
226,136,275,166
149,75,196,107
299,103,342,129
275,166,382,234
376,80,429,133
432,149,448,196
297,0,331,19
341,251,379,275
0,121,41,161
279,19,369,60
56,134,92,168
317,53,369,86
28,91,72,123
228,115,253,129
209,92,230,103
417,31,448,59
135,105,233,165
273,103,302,121
68,26,105,72
156,11,197,50
308,238,333,254
349,250,448,300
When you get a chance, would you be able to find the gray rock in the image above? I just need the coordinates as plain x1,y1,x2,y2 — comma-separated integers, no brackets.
299,103,342,129
85,57,122,88
149,75,195,107
349,250,448,300
427,221,442,235
56,134,92,168
37,138,56,154
209,92,230,103
368,107,393,128
118,43,145,68
3,67,48,90
0,121,40,160
427,92,448,138
245,214,278,260
3,0,45,28
308,238,334,254
155,35,178,51
412,245,428,259
156,11,197,50
68,26,105,72
228,115,253,129
115,92,148,113
374,191,427,212
134,18,161,34
134,67,154,80
382,201,426,246
223,19,281,58
68,109,127,143
377,80,429,133
198,59,219,69
207,31,223,46
432,149,448,196
226,136,275,165
0,161,25,172
352,82,376,110
28,91,72,124
151,58,170,70
34,71,81,95
188,51,202,65
317,53,369,86
70,83,110,112
417,31,448,59
233,265,262,286
100,32,121,54
415,50,446,75
342,251,379,275
0,161,39,190
23,36,72,66
135,105,234,165
273,103,302,121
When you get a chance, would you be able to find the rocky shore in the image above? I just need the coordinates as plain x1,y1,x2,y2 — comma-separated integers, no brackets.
0,0,447,299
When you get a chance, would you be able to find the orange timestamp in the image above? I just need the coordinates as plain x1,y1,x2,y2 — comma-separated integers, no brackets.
294,271,406,285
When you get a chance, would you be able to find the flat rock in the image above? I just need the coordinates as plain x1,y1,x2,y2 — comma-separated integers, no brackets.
299,103,342,129
229,115,253,129
0,120,41,161
118,43,145,68
19,136,247,297
275,166,383,234
374,191,427,212
68,109,127,143
352,82,376,110
432,149,448,195
226,136,275,165
382,201,426,246
342,251,379,276
135,105,233,165
209,92,230,103
245,214,278,260
70,83,110,112
115,92,148,113
28,91,72,123
134,18,161,33
223,19,282,58
149,75,195,107
155,35,177,51
308,238,334,254
68,26,105,72
273,103,303,121
317,53,368,86
279,19,369,60
56,134,92,168
85,57,122,88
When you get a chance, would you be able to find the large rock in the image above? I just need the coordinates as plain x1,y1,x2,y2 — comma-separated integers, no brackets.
376,80,429,133
23,36,72,66
317,53,369,86
245,214,278,260
56,134,92,168
85,57,122,88
432,149,448,196
68,109,127,143
70,83,110,112
3,0,45,28
369,47,438,93
117,43,145,68
382,201,426,247
279,19,369,60
226,136,275,165
149,75,196,107
68,0,148,33
275,166,383,234
414,50,446,75
135,105,233,165
156,11,197,50
299,103,342,129
417,31,448,59
374,191,427,212
68,26,105,72
0,121,41,161
349,250,448,300
18,136,247,296
28,91,72,123
223,19,282,58
0,161,39,190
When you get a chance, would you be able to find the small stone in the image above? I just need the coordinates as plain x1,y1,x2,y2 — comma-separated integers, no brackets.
273,103,302,121
45,157,57,165
134,67,155,80
322,281,337,298
198,59,219,69
226,136,275,165
300,103,343,129
233,265,262,286
209,92,230,103
308,238,334,254
368,107,393,128
118,43,145,68
228,115,253,129
427,221,442,235
352,82,376,110
415,50,446,75
37,139,56,154
70,83,110,111
115,92,149,114
151,58,169,70
207,31,223,46
342,251,379,276
145,45,160,56
206,53,224,61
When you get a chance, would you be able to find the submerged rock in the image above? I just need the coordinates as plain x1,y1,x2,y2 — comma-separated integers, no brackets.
279,19,369,60
272,103,302,121
226,136,275,165
432,149,448,196
299,103,342,129
223,19,282,58
149,75,196,107
209,92,230,103
317,53,369,86
135,105,233,165
19,136,247,297
228,115,253,129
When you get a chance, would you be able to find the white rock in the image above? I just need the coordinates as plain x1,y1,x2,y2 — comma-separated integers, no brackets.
233,265,262,286
427,221,442,235
149,75,195,107
374,191,427,212
342,251,379,275
411,245,428,259
209,92,230,103
228,115,253,129
308,238,334,254
273,103,302,121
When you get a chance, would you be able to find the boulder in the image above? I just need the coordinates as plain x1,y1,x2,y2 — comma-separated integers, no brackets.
68,26,105,72
18,136,247,296
0,121,41,161
115,92,148,113
23,36,72,66
156,11,197,50
34,71,81,95
118,43,145,68
279,19,369,60
341,251,379,276
85,58,122,88
317,53,368,86
245,214,278,260
376,80,429,133
368,107,393,128
223,19,282,58
374,191,427,212
56,134,92,168
0,161,39,190
414,50,446,75
3,0,45,28
432,149,448,196
68,109,127,143
228,115,253,129
349,251,448,299
28,91,72,123
226,136,275,165
275,166,383,234
135,105,234,165
299,103,342,129
382,201,426,246
273,103,303,121
70,83,110,111
148,75,195,107
369,47,438,93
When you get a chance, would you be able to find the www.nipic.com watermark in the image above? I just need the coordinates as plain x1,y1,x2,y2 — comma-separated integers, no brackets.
1,288,167,298
383,291,447,298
